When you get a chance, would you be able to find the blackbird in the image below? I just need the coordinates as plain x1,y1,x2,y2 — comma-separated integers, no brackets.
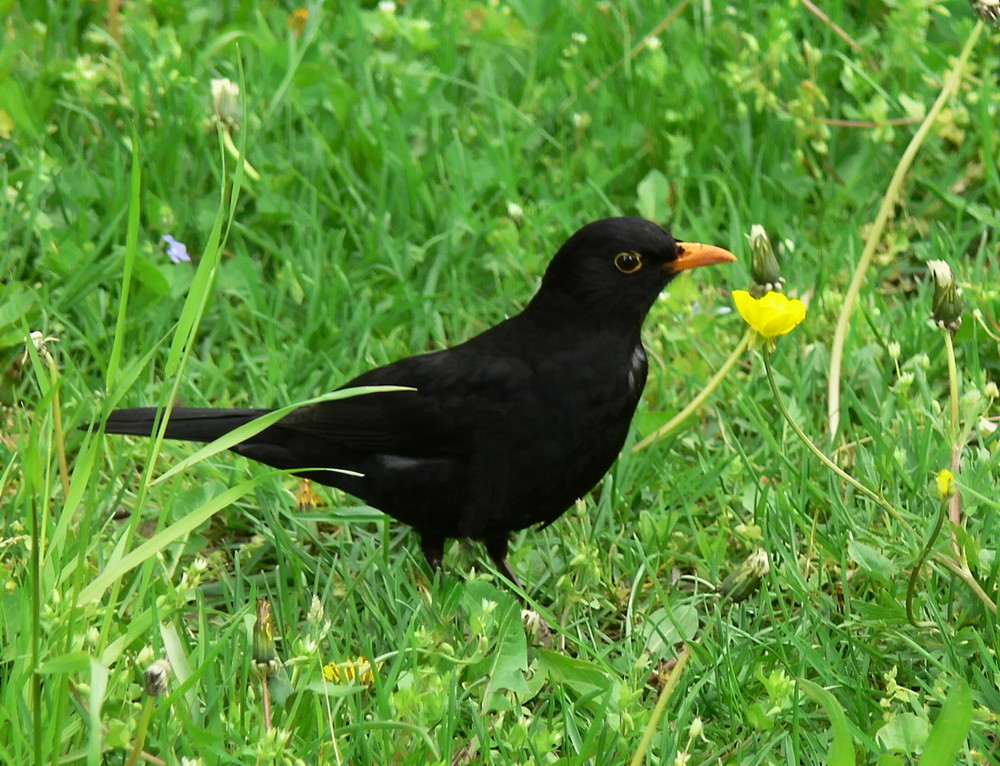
103,217,735,584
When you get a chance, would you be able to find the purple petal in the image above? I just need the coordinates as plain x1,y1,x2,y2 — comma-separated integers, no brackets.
162,234,191,264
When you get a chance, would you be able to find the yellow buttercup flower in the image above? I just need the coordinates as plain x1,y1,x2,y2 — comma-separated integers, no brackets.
733,290,807,346
935,468,956,500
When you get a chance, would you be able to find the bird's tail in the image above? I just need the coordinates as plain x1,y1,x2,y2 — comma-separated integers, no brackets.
103,407,272,443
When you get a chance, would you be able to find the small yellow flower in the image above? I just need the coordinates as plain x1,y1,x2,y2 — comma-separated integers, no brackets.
935,469,956,500
733,290,807,346
287,8,309,37
324,656,379,686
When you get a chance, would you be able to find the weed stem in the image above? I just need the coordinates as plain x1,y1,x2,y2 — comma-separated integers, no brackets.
633,330,751,453
763,351,908,529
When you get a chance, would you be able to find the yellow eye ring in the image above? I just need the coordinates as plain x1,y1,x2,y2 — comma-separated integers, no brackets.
614,251,643,274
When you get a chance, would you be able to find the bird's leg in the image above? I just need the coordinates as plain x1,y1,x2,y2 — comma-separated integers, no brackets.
483,534,523,590
484,534,555,646
420,534,445,574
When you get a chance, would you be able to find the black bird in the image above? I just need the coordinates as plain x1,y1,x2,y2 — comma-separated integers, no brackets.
103,218,735,584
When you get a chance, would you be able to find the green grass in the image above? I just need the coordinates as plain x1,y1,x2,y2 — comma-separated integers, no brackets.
2,1,999,763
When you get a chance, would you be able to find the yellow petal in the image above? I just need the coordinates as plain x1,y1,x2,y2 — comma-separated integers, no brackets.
733,290,807,339
935,469,955,500
732,290,760,328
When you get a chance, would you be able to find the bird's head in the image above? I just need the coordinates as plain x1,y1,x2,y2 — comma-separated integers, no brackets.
530,217,737,329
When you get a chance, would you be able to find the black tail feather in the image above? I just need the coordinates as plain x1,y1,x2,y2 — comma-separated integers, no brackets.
103,407,272,443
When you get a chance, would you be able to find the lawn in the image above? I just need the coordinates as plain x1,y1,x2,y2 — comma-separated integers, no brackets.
2,1,999,763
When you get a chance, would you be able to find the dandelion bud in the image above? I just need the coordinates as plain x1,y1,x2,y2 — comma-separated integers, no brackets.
973,1,999,25
718,548,770,602
143,659,171,697
210,77,241,130
926,259,963,333
253,597,277,669
748,225,785,298
23,331,59,367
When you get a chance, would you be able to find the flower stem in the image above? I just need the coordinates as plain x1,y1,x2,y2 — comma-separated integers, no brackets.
826,20,984,437
932,554,998,616
47,353,71,497
906,498,947,629
632,330,751,453
944,332,960,443
629,645,691,766
942,331,966,562
125,698,154,766
763,351,909,529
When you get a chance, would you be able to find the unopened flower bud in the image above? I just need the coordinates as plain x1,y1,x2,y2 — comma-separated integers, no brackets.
23,331,59,367
253,597,277,670
985,382,999,400
506,202,525,228
144,659,171,696
973,0,999,25
934,469,956,501
137,645,156,667
887,341,900,361
718,548,769,602
926,259,963,333
307,594,324,625
688,716,704,740
210,78,241,130
894,371,914,393
748,225,785,298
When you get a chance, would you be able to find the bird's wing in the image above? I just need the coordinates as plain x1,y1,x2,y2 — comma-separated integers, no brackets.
275,347,529,457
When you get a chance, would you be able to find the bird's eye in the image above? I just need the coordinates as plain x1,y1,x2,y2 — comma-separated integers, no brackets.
614,251,643,274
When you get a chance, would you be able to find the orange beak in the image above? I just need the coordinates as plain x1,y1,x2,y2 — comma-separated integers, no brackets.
665,242,738,274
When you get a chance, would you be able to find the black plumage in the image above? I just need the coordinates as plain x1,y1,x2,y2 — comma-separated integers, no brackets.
103,217,736,583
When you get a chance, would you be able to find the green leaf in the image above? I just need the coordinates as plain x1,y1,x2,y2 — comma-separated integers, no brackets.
481,604,531,709
641,604,699,654
538,650,612,698
131,254,172,297
636,169,670,222
463,581,531,710
37,651,92,675
876,713,928,752
0,282,36,348
921,681,972,765
0,77,43,140
847,540,897,581
799,679,855,766
746,702,774,731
